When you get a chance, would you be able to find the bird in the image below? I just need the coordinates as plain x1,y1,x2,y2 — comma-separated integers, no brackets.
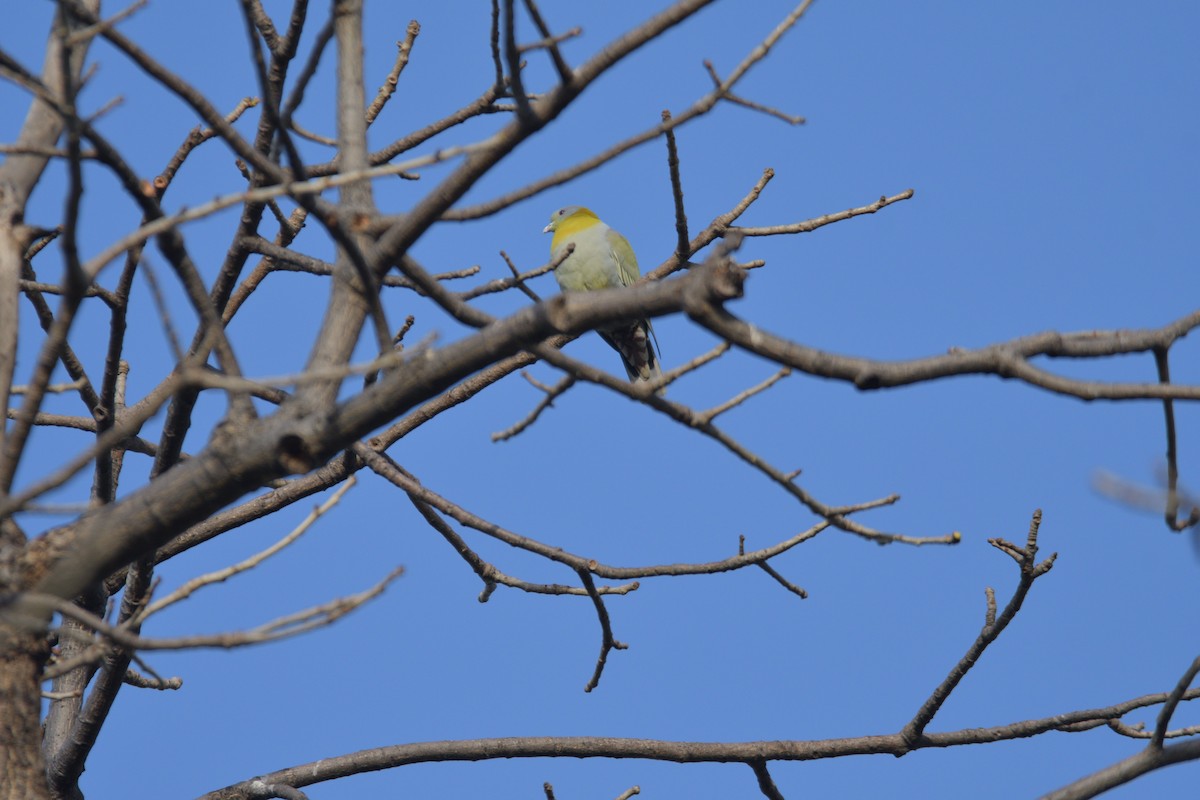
543,206,661,384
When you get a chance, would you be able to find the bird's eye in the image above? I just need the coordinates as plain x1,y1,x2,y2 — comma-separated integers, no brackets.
556,208,565,217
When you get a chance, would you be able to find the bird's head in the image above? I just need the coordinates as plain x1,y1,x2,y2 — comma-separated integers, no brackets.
543,205,599,234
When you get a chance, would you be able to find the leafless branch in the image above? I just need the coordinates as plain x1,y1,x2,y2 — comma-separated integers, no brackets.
402,489,638,602
356,444,832,585
1107,718,1200,741
901,510,1055,746
244,780,309,800
457,248,567,301
689,299,1200,402
288,118,336,146
520,0,573,80
519,25,582,59
121,668,182,691
20,277,114,303
4,3,1191,796
443,0,814,220
9,378,87,396
84,154,471,285
1153,348,1199,530
741,535,807,599
0,329,218,519
750,759,786,800
137,478,357,624
158,95,260,189
661,109,690,267
649,341,731,391
703,60,805,125
578,568,628,692
199,682,1200,800
726,189,915,238
2,409,157,457
137,259,184,363
238,236,475,295
1152,654,1200,749
23,568,403,652
64,0,148,46
0,143,98,159
1042,738,1200,800
530,331,951,546
492,373,576,442
364,21,421,125
696,367,790,424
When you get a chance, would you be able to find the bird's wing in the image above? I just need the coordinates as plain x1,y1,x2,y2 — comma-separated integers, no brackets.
606,228,640,287
605,226,661,361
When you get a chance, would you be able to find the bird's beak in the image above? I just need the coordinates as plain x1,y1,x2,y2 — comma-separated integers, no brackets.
542,224,553,234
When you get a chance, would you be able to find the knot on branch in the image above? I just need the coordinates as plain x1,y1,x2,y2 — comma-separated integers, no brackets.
277,433,318,475
542,293,575,333
682,259,746,319
0,180,22,225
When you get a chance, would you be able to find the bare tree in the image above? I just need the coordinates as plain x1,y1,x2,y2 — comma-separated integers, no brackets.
1,2,1197,799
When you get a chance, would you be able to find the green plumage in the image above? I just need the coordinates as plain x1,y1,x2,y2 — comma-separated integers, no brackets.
543,206,661,383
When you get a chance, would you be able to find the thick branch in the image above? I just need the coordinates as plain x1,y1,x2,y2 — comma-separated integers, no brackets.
198,682,1200,800
689,303,1200,401
27,263,739,600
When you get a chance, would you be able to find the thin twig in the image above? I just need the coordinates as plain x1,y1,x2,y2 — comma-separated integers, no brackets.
532,339,953,546
644,168,776,281
503,0,532,119
750,759,786,800
900,510,1055,746
355,446,836,582
518,26,581,58
364,21,421,125
138,258,184,363
1152,654,1200,749
402,483,638,601
122,668,182,690
703,60,805,124
1108,718,1200,740
492,374,576,441
644,341,731,393
158,96,259,189
662,109,690,266
578,568,627,692
65,0,149,45
26,568,402,652
84,150,482,285
730,189,915,238
1153,348,1199,530
756,560,806,598
10,378,87,396
697,367,790,424
444,0,815,220
520,0,572,80
136,478,358,623
457,249,566,301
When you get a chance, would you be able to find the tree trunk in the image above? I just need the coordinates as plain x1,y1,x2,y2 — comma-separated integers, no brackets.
0,622,53,800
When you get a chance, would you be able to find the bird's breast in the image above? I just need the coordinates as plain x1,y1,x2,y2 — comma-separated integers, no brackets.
552,226,621,292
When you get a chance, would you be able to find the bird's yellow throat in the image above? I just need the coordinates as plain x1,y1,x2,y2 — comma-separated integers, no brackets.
551,209,600,252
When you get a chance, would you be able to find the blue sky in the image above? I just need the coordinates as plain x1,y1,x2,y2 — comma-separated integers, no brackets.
3,1,1199,798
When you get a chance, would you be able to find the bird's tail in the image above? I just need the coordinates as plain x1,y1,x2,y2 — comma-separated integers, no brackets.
600,320,661,385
